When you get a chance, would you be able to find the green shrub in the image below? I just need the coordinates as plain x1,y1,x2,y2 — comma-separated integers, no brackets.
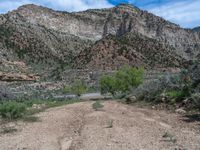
92,101,104,111
0,102,26,120
100,66,144,95
191,93,200,108
106,119,113,128
166,90,186,99
100,75,117,95
115,66,144,92
71,80,87,96
63,85,72,94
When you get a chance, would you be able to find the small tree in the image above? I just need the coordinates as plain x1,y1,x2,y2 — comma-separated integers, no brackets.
100,75,117,95
100,66,144,95
115,66,144,92
71,80,87,96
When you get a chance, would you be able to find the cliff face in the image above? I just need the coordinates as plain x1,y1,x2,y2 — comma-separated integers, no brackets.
0,4,199,80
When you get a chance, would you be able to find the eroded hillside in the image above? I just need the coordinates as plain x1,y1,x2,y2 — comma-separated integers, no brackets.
0,3,200,81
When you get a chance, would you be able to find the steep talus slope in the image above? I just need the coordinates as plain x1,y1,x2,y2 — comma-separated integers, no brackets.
76,33,185,70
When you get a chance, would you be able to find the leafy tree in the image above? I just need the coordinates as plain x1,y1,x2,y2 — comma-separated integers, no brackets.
100,66,144,95
100,75,117,95
115,66,144,92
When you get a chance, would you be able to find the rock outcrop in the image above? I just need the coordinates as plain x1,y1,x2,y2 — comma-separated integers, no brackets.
0,72,39,82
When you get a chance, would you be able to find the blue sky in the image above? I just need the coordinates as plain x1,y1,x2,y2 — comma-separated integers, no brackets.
0,0,199,28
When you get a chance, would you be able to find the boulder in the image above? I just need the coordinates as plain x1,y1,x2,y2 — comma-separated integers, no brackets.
126,95,137,103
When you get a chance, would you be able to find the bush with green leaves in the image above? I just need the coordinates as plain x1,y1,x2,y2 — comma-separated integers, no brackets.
100,75,117,95
100,66,144,96
0,99,81,121
191,93,200,109
62,85,72,94
71,80,87,96
92,101,104,111
0,102,26,120
166,90,187,99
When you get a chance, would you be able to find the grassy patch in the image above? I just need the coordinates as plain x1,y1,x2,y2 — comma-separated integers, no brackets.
0,127,17,134
92,101,104,111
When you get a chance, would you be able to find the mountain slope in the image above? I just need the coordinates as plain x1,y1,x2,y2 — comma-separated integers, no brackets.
7,4,200,59
0,9,92,77
75,33,185,70
0,4,200,81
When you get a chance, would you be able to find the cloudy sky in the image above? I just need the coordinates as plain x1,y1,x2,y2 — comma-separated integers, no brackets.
0,0,199,28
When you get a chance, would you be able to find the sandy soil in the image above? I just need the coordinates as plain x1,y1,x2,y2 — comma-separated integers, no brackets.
0,101,200,150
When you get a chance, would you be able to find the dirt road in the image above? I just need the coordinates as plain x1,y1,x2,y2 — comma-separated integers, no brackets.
0,101,200,150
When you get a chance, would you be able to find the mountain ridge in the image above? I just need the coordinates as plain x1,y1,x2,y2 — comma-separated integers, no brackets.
0,4,199,81
193,26,200,32
11,3,200,59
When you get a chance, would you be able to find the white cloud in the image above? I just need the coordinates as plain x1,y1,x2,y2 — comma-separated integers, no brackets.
0,0,33,13
42,0,113,12
0,0,199,28
0,0,113,14
145,0,200,28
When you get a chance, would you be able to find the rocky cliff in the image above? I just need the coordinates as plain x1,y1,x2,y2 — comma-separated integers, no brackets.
0,4,199,81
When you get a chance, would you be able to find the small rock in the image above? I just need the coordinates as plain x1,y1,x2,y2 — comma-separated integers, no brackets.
126,95,137,103
175,108,186,114
183,98,189,104
161,97,165,102
32,104,38,109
